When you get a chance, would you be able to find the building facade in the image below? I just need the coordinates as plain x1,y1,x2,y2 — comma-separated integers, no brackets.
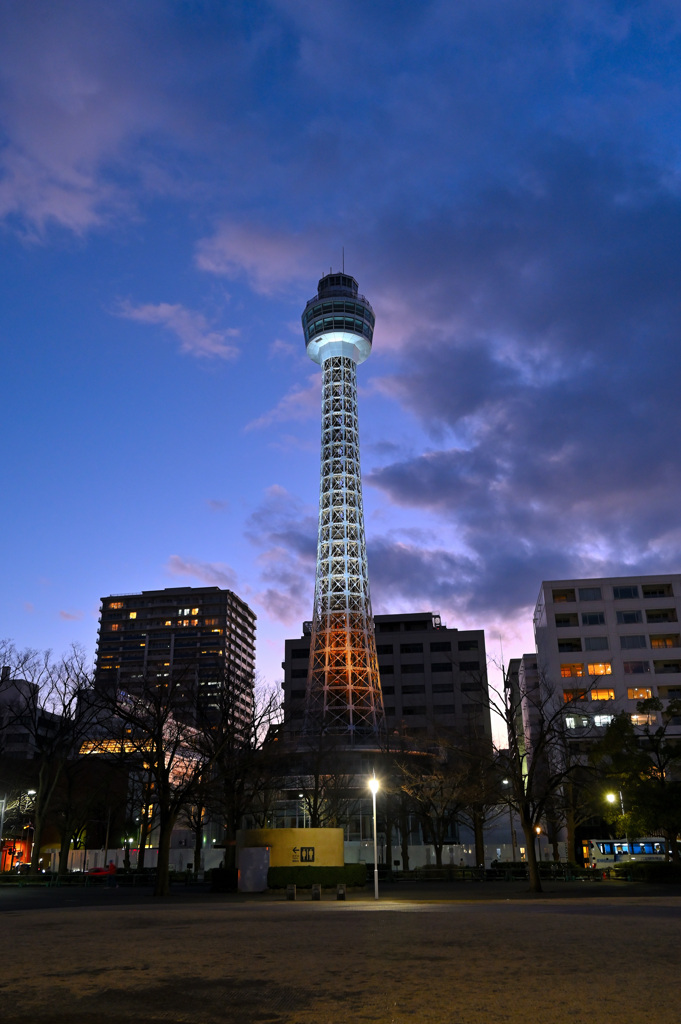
94,586,256,727
282,611,490,745
534,574,681,743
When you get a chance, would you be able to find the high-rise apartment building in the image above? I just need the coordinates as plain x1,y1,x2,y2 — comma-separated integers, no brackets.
94,586,256,726
282,612,491,745
533,574,681,743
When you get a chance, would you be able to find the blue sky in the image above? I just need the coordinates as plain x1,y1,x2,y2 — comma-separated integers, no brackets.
2,0,681,698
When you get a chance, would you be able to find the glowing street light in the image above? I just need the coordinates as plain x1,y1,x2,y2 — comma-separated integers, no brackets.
369,775,379,900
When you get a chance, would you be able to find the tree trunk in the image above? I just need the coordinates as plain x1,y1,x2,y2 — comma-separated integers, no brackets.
473,810,485,868
384,810,393,876
154,812,176,897
520,820,542,893
193,818,203,879
399,804,410,873
58,827,72,876
30,810,43,873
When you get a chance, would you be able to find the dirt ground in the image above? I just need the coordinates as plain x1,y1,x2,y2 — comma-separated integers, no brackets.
1,883,679,1023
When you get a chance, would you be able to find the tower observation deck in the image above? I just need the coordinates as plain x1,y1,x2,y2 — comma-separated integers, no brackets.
301,271,385,744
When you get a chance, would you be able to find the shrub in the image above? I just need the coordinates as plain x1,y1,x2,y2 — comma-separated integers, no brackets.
267,864,367,889
611,861,681,883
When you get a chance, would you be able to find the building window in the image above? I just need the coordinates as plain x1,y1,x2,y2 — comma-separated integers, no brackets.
582,612,605,626
585,637,609,651
620,635,647,649
460,660,480,671
376,644,394,655
587,662,612,676
432,683,454,693
458,640,479,651
564,689,588,701
404,621,429,631
109,601,124,609
623,661,651,674
402,706,426,715
431,662,452,672
561,664,584,678
381,686,395,695
654,661,681,674
557,613,579,627
594,714,614,727
400,643,423,654
616,610,642,624
129,612,137,619
613,586,639,599
402,684,426,694
558,639,582,653
650,634,680,648
376,623,400,633
430,641,451,652
291,669,307,678
553,589,576,603
646,609,678,623
578,587,602,601
591,688,615,700
631,714,655,726
565,714,590,729
642,584,673,598
380,664,394,674
110,623,120,631
628,687,652,699
401,664,424,674
434,704,456,713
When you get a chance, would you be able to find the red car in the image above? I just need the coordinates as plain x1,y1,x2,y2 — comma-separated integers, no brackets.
87,867,113,881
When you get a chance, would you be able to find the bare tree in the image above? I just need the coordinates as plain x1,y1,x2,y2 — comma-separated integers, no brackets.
0,642,98,874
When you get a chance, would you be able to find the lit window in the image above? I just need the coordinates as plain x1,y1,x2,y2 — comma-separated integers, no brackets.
588,663,612,676
129,612,137,619
563,689,588,702
565,714,590,728
651,635,679,648
110,623,119,631
211,628,223,634
205,618,219,626
109,601,124,609
561,663,584,678
191,607,199,615
590,688,615,700
191,619,198,626
594,714,614,727
628,687,652,699
164,620,172,626
631,713,655,726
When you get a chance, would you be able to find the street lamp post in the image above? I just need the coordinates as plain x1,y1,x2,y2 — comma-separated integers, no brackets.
369,775,379,900
606,790,630,858
534,825,542,864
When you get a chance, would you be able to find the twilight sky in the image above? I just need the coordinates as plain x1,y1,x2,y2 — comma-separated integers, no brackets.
2,0,681,700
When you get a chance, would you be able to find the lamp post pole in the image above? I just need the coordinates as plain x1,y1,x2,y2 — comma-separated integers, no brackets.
369,775,379,900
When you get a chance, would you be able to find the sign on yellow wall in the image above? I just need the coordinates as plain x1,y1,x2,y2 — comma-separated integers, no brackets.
237,828,344,868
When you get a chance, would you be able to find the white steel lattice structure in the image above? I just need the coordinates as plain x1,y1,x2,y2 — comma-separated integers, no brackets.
301,271,384,743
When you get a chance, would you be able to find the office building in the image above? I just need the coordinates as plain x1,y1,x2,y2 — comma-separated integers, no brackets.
94,586,256,728
533,574,681,743
282,611,491,745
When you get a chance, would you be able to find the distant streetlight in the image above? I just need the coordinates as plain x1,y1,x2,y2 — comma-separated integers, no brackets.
534,825,542,863
369,775,379,900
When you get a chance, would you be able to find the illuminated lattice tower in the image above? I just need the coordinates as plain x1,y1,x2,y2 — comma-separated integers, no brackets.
301,271,384,744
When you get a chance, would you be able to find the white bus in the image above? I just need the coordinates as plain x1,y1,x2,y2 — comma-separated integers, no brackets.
583,837,666,867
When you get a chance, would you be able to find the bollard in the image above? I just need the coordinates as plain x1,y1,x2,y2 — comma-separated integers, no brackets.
286,884,296,901
336,883,346,901
311,883,321,901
